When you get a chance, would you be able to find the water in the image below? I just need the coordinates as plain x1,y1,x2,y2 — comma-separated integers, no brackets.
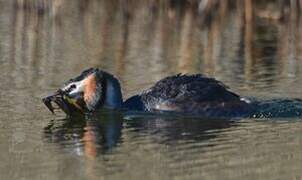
1,1,302,179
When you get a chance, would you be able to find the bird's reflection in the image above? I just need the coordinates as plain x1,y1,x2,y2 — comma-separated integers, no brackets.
44,110,124,157
124,113,236,144
44,111,237,158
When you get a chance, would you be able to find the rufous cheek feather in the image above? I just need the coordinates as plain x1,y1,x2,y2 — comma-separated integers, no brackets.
83,74,97,105
82,73,103,111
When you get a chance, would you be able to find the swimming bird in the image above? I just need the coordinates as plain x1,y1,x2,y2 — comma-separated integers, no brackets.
42,68,252,117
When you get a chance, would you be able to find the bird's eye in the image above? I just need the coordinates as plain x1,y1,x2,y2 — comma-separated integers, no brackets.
70,84,76,89
65,84,76,93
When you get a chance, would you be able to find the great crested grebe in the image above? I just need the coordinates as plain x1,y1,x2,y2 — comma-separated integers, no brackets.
42,68,252,117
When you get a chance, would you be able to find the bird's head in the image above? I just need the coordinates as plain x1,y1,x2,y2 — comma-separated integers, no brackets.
42,68,122,115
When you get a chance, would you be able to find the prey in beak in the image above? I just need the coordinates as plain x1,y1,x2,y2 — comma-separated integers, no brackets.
42,90,68,114
42,89,83,115
42,68,103,115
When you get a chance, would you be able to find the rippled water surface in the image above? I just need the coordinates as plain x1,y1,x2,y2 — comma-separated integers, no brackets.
1,1,302,179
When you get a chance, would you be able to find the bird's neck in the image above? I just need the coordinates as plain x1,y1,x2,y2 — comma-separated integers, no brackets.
103,74,123,109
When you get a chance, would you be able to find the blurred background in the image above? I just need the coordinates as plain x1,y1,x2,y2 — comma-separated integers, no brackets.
1,1,302,180
1,0,301,97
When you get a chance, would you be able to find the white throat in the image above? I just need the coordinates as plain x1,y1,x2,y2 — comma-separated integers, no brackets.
103,76,123,109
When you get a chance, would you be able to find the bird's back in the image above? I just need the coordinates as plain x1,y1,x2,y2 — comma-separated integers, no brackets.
125,74,252,117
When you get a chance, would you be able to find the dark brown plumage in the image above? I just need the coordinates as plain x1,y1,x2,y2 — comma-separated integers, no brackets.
125,74,252,117
43,68,252,117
